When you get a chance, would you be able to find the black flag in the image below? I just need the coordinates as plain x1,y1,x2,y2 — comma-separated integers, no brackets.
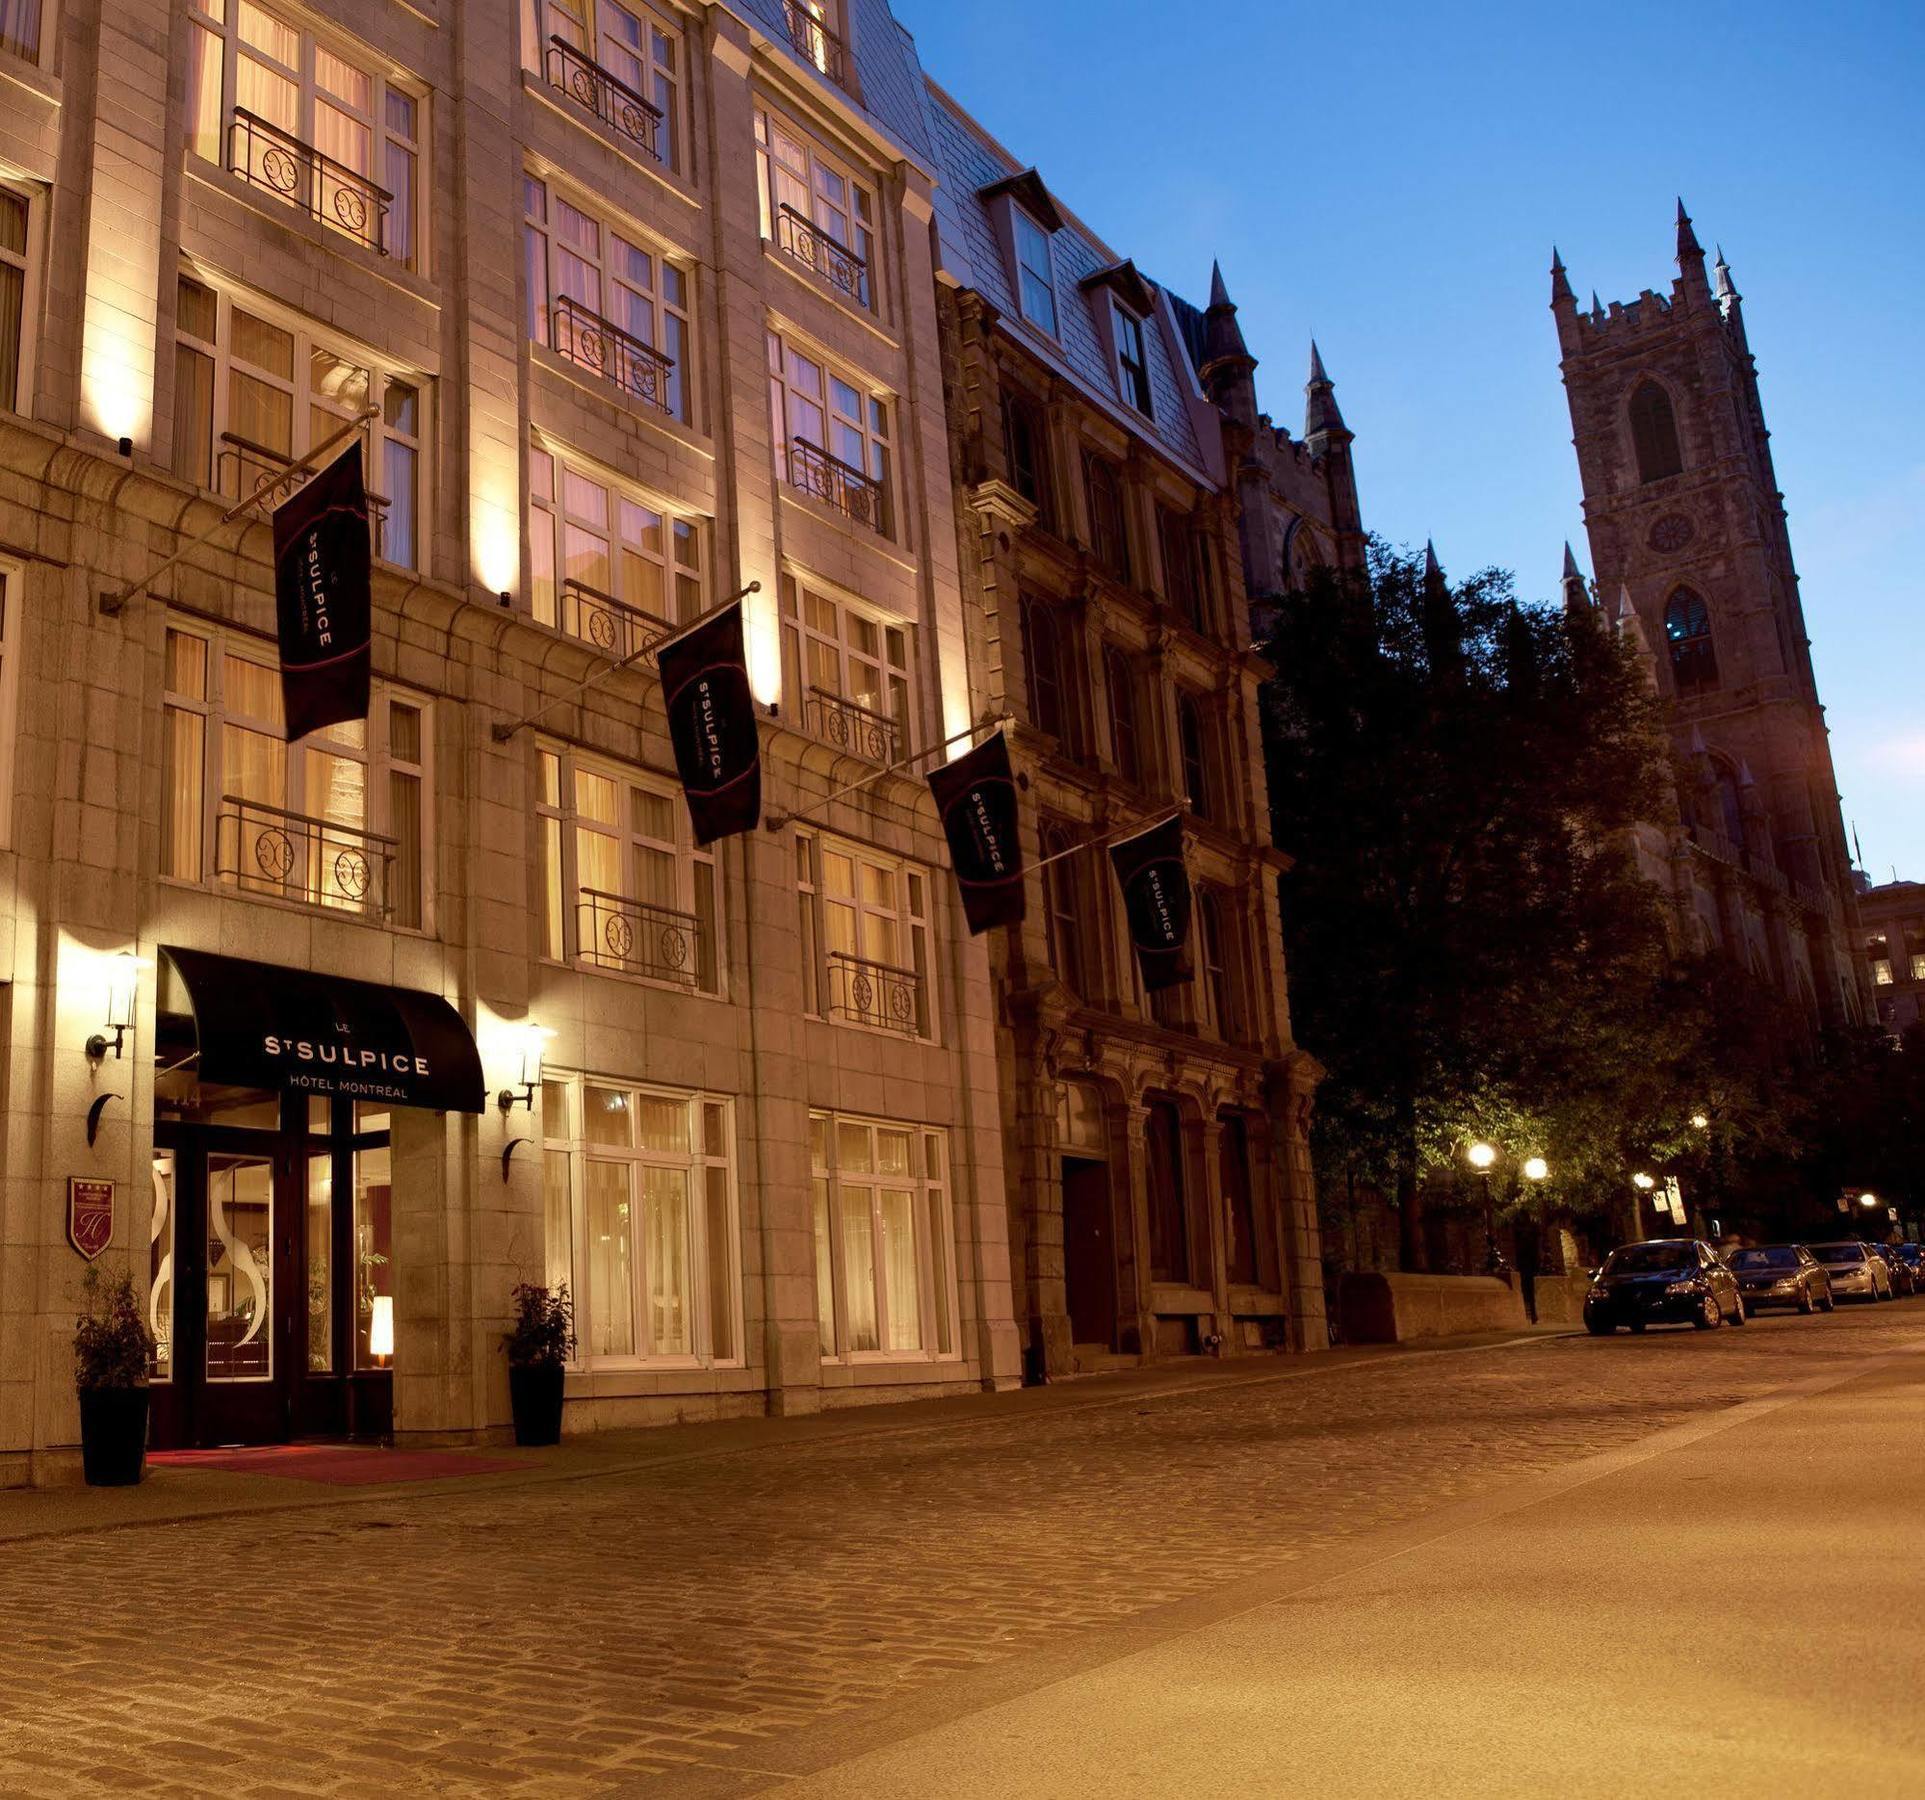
1109,813,1192,992
273,441,372,742
658,599,761,843
927,728,1024,934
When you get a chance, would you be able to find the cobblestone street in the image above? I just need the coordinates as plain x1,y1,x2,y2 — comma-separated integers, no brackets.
4,1308,1923,1797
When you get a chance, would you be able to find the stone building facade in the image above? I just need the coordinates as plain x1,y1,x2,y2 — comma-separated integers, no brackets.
0,0,1029,1484
1858,880,1925,1036
921,88,1326,1377
1553,206,1868,1031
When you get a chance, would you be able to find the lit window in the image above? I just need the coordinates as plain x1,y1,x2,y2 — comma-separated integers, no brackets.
169,274,429,570
0,1,42,61
755,108,876,308
810,1112,956,1360
1013,207,1057,335
1871,960,1893,987
0,184,30,412
1910,953,1925,982
535,744,721,993
1665,588,1718,692
767,330,892,533
1111,298,1151,415
795,831,933,1039
542,1074,739,1366
779,572,912,762
534,0,682,167
161,625,432,928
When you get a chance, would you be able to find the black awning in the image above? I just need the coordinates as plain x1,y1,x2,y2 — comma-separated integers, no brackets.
161,946,486,1114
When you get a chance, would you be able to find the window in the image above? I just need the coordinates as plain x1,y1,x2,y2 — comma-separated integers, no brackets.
1102,644,1142,786
184,0,424,264
810,1112,956,1360
0,1,41,61
767,329,892,534
1012,206,1057,336
796,832,933,1038
1197,886,1241,1041
161,626,432,928
0,183,29,411
536,745,721,993
1111,298,1151,416
1664,588,1718,692
1910,952,1925,982
529,443,705,656
533,0,681,167
755,108,876,309
1040,820,1089,998
1020,597,1075,748
779,572,912,762
524,176,690,421
542,1076,740,1367
1871,959,1893,987
1159,508,1214,635
1178,693,1214,820
1220,1114,1275,1289
781,0,846,85
1145,1097,1189,1284
1083,451,1128,581
169,275,427,570
1629,379,1683,483
1001,386,1051,522
1868,938,1891,985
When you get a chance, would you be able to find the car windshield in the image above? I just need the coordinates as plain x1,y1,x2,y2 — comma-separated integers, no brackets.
1810,1245,1864,1264
1605,1243,1693,1274
1729,1248,1797,1270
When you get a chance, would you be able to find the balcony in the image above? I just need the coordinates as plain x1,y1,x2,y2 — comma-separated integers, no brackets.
781,0,847,86
550,293,675,414
788,436,886,535
577,889,703,987
218,434,393,559
544,35,664,163
560,578,675,664
804,686,899,765
216,795,395,919
228,108,392,255
827,949,921,1036
773,203,869,307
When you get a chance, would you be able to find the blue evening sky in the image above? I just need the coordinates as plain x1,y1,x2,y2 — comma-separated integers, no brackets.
897,0,1923,881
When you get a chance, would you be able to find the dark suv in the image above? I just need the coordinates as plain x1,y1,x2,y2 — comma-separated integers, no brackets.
1583,1239,1745,1334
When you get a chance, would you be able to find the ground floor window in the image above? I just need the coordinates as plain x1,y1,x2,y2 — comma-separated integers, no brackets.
810,1110,957,1361
542,1074,741,1367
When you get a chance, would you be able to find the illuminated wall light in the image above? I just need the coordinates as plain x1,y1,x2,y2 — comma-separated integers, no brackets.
368,1295,395,1360
741,576,782,707
82,310,153,449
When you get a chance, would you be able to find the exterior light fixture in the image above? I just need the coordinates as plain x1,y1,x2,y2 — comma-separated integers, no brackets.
368,1295,395,1361
1632,1172,1656,1191
1858,1192,1880,1209
497,1023,556,1113
1522,1156,1550,1182
1466,1141,1498,1171
1690,1113,1710,1131
86,952,146,1062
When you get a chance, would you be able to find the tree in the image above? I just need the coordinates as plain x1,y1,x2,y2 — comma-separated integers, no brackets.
1259,539,1678,1269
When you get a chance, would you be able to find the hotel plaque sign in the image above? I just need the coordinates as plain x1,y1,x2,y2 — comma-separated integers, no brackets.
68,1177,115,1262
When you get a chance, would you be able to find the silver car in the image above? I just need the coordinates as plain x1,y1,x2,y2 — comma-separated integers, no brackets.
1805,1241,1892,1302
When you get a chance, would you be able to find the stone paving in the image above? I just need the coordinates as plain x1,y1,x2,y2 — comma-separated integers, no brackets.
3,1307,1922,1797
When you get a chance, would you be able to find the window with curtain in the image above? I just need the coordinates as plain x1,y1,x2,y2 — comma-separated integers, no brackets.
0,185,28,413
767,328,893,534
1083,451,1129,581
542,1074,739,1367
778,572,913,763
1102,643,1143,786
1664,588,1718,692
183,0,425,265
535,744,721,993
754,105,877,308
161,626,430,927
810,1112,956,1361
0,1,43,61
1629,379,1683,483
794,829,934,1039
169,274,427,570
531,0,683,169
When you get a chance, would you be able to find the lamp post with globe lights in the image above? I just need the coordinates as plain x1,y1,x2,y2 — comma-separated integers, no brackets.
1466,1140,1507,1275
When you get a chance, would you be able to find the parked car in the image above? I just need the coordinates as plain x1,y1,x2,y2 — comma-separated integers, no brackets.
1724,1245,1835,1315
1804,1241,1892,1302
1870,1244,1914,1297
1894,1243,1924,1281
1583,1239,1745,1334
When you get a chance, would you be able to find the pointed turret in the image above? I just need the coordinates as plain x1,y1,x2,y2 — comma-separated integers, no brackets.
1589,290,1603,322
1551,246,1581,353
1675,198,1709,299
1303,340,1348,444
1420,541,1463,680
1613,583,1651,653
1560,541,1591,614
1200,259,1251,373
1713,244,1739,306
1551,247,1575,306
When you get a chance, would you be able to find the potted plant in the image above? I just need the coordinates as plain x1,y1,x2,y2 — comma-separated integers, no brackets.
74,1267,156,1486
504,1281,574,1447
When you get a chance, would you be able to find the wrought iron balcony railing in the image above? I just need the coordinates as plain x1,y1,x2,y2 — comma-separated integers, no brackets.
577,888,703,986
773,202,869,306
804,686,899,765
228,108,393,254
550,293,675,414
560,578,675,664
788,436,886,534
781,0,847,86
216,795,395,918
544,35,664,162
218,433,394,558
827,949,921,1036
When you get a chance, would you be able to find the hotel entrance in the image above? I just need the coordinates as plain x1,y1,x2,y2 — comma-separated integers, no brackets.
144,947,484,1450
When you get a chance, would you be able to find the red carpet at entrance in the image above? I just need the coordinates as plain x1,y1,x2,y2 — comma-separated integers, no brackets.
148,1444,528,1485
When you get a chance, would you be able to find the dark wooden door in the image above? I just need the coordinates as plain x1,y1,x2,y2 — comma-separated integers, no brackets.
1062,1156,1117,1347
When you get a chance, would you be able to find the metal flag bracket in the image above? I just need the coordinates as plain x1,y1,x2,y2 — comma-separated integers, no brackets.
764,711,1014,834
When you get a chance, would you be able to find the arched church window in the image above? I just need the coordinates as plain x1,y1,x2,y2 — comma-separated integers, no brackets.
1629,380,1684,483
1664,588,1718,691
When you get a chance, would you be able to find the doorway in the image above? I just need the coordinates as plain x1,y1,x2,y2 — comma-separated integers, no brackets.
1062,1155,1116,1348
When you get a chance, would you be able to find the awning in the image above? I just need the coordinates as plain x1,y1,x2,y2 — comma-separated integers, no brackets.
161,946,486,1114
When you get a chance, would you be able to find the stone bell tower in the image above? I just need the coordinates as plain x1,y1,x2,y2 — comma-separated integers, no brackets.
1553,203,1866,1027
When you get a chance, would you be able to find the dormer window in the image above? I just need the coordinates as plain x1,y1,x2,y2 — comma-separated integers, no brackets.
1082,261,1158,421
978,169,1065,341
1013,207,1057,336
1111,301,1150,415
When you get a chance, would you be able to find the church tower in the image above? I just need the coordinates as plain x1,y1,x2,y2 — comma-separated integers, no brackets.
1554,204,1865,1028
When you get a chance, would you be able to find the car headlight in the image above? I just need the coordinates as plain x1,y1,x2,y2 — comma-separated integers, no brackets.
1666,1279,1702,1295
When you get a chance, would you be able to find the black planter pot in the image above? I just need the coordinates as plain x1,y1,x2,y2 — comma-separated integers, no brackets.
508,1362,565,1446
79,1386,149,1487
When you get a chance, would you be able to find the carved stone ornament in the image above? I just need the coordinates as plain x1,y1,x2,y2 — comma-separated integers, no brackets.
1647,513,1695,554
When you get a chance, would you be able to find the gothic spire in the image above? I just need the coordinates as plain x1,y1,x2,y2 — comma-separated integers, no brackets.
1209,259,1231,310
1561,541,1591,613
1303,340,1347,441
1713,244,1738,302
1675,197,1704,263
1420,541,1463,679
1551,246,1575,306
1201,259,1250,369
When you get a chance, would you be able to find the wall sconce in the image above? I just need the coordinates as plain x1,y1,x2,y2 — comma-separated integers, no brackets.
497,1023,555,1113
86,953,146,1062
368,1295,394,1361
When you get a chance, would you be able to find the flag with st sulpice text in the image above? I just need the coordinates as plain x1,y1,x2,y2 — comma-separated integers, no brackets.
658,598,762,843
926,728,1025,934
1109,812,1193,991
273,441,372,742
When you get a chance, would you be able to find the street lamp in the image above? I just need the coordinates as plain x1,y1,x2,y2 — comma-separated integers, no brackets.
1466,1142,1507,1275
1522,1155,1549,1183
1858,1192,1880,1210
1690,1113,1709,1131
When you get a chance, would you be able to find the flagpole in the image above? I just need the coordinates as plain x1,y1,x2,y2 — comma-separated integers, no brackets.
1026,808,1184,876
97,405,382,616
488,580,762,744
764,713,1012,832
